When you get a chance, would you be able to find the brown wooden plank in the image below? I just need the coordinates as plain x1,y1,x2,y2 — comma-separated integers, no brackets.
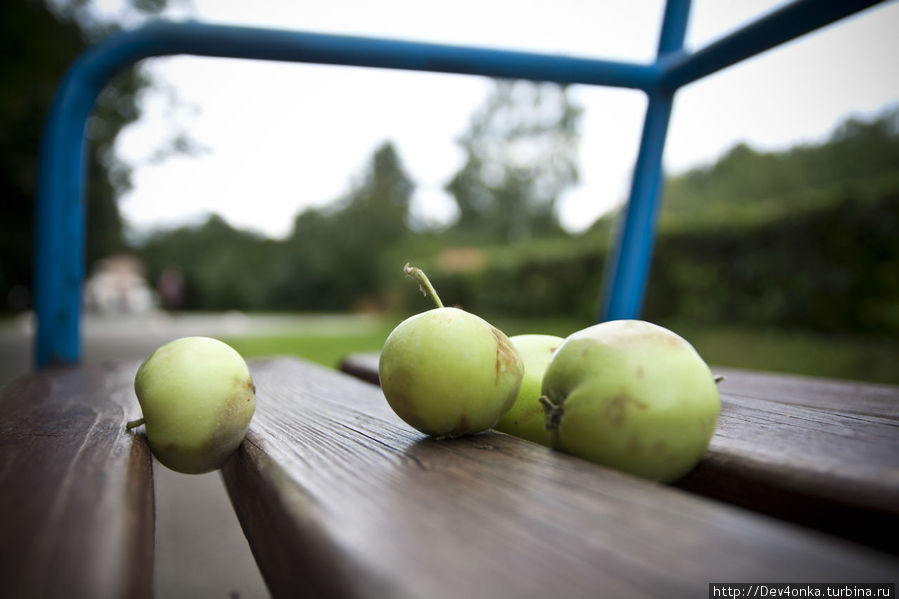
339,352,899,551
223,358,899,599
0,362,154,599
678,367,899,552
713,365,899,419
338,352,380,386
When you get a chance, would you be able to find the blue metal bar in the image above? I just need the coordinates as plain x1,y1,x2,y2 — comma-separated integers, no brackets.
47,22,661,90
33,23,662,367
35,60,97,367
597,0,885,322
598,0,691,322
660,0,883,90
34,1,889,366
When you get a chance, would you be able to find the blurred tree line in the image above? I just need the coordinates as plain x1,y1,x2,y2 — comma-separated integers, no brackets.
3,1,896,339
644,109,899,335
136,104,899,339
139,141,416,311
660,110,899,230
424,107,899,336
138,80,582,311
447,81,580,241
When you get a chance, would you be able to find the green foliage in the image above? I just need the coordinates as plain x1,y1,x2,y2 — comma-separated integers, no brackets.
140,215,284,310
413,237,606,322
426,109,899,337
0,0,175,311
140,95,898,349
641,107,899,335
273,141,414,311
645,186,899,335
1,0,85,307
446,80,581,241
139,141,416,312
661,107,899,231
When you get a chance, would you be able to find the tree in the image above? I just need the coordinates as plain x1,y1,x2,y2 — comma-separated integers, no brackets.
367,141,414,225
0,0,173,312
661,105,899,228
446,80,582,241
139,214,283,310
274,141,415,310
341,141,413,241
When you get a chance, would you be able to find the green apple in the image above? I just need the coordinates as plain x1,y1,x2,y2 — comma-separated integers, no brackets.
494,334,564,445
379,264,524,438
540,320,720,482
128,336,256,474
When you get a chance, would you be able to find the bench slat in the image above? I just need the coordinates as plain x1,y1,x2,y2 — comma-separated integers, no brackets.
0,363,154,599
713,365,899,419
339,352,899,552
224,358,898,598
678,371,899,552
338,352,381,386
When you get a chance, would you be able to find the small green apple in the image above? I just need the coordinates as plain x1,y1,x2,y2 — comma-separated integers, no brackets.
494,334,564,445
540,320,720,483
128,336,256,474
379,264,523,438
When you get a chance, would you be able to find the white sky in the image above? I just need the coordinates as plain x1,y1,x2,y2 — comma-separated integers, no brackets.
101,0,899,239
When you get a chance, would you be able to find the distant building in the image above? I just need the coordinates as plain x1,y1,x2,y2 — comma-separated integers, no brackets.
437,247,487,273
84,254,156,313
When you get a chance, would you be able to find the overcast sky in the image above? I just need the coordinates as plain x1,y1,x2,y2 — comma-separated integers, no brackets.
98,0,899,239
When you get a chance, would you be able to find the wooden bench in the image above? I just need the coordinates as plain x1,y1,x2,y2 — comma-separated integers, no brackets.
2,356,898,598
339,353,899,553
0,362,154,599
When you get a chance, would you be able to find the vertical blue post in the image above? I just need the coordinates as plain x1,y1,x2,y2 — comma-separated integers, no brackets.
599,0,691,321
34,63,101,367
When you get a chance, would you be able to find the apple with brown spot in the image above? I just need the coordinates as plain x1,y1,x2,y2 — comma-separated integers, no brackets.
379,264,523,438
540,320,720,482
128,336,256,474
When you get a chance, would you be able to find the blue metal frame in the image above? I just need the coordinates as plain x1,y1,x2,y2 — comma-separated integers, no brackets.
34,0,885,366
598,0,689,321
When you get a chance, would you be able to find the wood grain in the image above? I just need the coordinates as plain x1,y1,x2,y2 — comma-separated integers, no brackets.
0,362,154,599
712,365,899,419
338,353,381,386
678,369,899,552
224,358,899,599
339,352,899,552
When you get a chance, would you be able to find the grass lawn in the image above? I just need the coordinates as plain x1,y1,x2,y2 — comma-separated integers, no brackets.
225,317,397,373
660,322,899,385
226,313,899,385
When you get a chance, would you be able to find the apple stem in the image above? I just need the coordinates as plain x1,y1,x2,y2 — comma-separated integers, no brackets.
125,417,146,431
404,263,444,309
714,375,726,384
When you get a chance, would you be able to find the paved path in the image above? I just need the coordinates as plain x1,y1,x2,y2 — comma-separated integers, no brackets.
0,310,378,599
0,310,375,384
